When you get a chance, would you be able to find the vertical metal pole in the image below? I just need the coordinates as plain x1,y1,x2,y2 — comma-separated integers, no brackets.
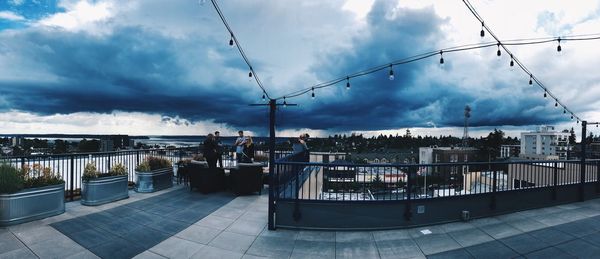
553,162,558,200
491,164,497,210
580,121,587,201
404,165,413,221
268,99,277,230
70,155,75,201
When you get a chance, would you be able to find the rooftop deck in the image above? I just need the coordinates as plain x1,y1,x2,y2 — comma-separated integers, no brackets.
2,185,600,258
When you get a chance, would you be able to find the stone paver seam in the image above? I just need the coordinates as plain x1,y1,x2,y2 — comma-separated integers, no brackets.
369,231,383,259
239,230,260,257
9,229,41,259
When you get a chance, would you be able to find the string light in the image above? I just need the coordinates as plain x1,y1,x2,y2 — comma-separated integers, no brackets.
388,65,395,81
557,37,562,52
311,87,315,99
544,91,547,98
439,51,444,65
346,77,350,90
564,109,566,114
509,54,514,67
480,22,485,37
229,33,234,48
283,97,287,107
571,114,574,120
555,101,558,108
496,42,501,57
262,93,265,101
529,74,533,85
249,67,253,78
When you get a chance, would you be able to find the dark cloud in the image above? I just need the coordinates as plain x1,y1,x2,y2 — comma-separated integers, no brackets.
0,1,575,134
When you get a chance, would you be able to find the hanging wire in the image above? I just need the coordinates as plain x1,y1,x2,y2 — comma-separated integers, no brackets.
462,0,583,122
209,0,270,99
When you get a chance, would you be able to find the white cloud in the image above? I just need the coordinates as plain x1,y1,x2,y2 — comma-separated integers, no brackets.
37,0,114,32
0,11,26,21
9,0,26,6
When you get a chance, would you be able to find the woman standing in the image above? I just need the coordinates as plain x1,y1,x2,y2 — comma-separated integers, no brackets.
203,134,218,168
242,136,255,163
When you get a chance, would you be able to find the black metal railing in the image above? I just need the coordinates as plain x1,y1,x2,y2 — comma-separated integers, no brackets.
1,146,282,200
273,158,600,201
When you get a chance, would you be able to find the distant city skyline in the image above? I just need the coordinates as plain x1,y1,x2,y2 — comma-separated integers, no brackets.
1,0,600,138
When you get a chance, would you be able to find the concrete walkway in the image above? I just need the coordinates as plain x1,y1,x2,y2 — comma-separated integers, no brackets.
2,185,600,258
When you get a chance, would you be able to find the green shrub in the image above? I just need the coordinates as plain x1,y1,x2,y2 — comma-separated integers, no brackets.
82,163,99,182
109,163,127,176
0,163,23,194
21,164,63,189
136,156,171,171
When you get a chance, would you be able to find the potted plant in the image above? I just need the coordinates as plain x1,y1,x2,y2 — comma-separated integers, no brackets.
135,156,173,193
0,163,65,227
81,162,129,206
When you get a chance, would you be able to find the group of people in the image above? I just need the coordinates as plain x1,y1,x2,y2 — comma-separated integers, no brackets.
202,130,255,168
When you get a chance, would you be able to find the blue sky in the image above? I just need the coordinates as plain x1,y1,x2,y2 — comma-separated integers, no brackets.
1,0,600,137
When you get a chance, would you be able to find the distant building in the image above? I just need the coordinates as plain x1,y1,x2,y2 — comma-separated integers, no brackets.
500,145,521,158
520,126,570,160
100,138,114,152
419,146,480,176
352,151,415,164
11,137,23,147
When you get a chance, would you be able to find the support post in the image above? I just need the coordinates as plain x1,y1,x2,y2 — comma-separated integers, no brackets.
580,121,587,202
552,162,558,200
404,165,413,221
70,155,75,201
268,99,277,230
491,166,497,210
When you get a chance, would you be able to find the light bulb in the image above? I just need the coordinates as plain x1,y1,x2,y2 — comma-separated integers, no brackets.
283,97,287,107
544,92,547,98
229,34,234,48
388,65,394,81
346,77,350,90
496,43,501,58
529,74,533,85
249,70,253,78
509,54,514,69
262,94,265,101
555,102,558,108
557,38,562,53
311,88,315,99
439,51,444,66
564,109,566,114
480,22,485,38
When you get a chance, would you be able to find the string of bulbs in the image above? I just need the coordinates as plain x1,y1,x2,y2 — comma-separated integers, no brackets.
462,0,585,124
208,0,270,100
274,32,600,113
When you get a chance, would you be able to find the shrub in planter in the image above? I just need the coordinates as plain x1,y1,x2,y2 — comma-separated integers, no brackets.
81,162,129,206
135,157,173,193
0,163,23,194
1,163,65,227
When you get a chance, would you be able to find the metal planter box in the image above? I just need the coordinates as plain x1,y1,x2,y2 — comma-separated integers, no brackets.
0,183,65,227
135,168,173,193
81,175,129,206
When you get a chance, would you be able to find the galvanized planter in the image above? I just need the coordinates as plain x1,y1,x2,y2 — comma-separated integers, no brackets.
0,183,65,227
135,168,173,193
81,175,129,206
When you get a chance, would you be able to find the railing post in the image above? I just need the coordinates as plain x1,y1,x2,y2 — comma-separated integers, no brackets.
268,99,277,230
552,162,558,200
404,165,413,221
580,121,587,202
596,161,600,194
70,155,75,201
107,153,111,171
293,165,302,222
490,165,497,210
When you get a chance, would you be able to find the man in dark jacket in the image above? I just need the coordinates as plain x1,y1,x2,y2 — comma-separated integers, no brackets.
203,134,218,168
214,131,224,167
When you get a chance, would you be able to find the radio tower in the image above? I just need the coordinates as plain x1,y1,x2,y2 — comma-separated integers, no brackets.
462,105,471,148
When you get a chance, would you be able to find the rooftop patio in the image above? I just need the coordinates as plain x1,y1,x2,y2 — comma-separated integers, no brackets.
2,184,600,259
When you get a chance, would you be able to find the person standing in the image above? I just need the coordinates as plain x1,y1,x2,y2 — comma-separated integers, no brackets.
234,130,246,163
214,131,223,168
203,133,218,168
242,136,255,163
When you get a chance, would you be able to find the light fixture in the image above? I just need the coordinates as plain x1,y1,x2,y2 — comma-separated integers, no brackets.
388,65,394,81
283,97,287,107
346,77,350,90
577,120,579,124
509,54,514,67
555,101,558,107
480,22,485,37
564,109,566,114
311,88,315,99
262,93,265,101
249,67,253,78
529,74,533,85
229,34,234,47
544,91,547,98
557,37,562,52
571,114,574,120
439,51,444,65
496,43,501,57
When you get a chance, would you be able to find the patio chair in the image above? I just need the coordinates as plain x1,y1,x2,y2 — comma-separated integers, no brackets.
229,163,263,195
188,163,225,194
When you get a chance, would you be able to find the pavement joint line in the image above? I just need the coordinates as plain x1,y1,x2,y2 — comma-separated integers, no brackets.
9,229,41,259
